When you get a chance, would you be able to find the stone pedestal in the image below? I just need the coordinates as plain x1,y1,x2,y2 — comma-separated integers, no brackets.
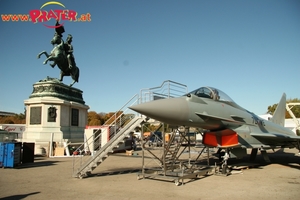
22,77,89,153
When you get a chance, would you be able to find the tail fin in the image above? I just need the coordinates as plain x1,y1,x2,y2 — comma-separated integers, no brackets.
270,93,286,126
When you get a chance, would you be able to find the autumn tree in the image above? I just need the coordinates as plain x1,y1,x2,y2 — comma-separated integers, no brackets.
87,111,126,126
104,111,123,125
0,113,26,124
88,111,100,125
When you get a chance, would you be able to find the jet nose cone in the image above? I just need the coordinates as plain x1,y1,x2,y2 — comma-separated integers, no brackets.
129,97,188,125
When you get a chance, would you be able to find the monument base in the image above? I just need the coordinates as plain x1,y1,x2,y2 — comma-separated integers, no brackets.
22,77,89,155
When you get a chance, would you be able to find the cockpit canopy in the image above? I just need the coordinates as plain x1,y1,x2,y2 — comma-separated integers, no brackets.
188,87,235,102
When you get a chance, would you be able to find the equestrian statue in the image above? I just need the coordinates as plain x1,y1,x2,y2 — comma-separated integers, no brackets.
37,22,80,87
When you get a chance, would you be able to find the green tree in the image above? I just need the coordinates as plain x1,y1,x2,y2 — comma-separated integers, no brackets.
267,98,300,118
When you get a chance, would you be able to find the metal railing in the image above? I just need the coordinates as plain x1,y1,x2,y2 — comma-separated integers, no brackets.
140,80,188,103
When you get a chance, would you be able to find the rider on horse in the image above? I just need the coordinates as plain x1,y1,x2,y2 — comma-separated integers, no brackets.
37,22,80,87
64,34,76,70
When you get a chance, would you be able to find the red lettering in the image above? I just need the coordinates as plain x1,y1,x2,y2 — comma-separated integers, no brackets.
68,10,77,21
86,13,91,21
54,10,63,21
11,15,19,21
29,10,41,23
29,9,81,24
1,14,11,21
38,10,48,22
4,127,16,132
47,9,58,21
61,10,68,20
79,13,91,22
19,14,29,21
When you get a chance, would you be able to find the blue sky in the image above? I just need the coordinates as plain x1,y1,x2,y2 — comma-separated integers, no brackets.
0,0,299,115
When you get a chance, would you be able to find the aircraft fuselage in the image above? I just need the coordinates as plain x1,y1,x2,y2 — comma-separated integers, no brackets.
130,87,298,150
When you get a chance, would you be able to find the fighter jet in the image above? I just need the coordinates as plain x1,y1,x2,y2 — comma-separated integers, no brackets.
130,86,300,161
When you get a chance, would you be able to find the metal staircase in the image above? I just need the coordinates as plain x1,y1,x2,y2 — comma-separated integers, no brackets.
72,80,188,179
163,131,188,170
139,123,213,186
73,116,144,178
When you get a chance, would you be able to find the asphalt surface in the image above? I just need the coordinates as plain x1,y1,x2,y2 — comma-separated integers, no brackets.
0,148,299,200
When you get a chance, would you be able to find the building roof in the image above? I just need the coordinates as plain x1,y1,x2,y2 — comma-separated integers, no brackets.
0,111,16,117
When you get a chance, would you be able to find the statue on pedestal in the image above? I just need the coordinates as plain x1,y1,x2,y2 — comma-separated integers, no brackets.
37,21,80,87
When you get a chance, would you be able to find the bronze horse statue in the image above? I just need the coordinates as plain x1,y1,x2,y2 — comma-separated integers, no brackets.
37,33,79,87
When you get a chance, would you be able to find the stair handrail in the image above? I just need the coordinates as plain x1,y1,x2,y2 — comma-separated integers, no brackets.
104,93,140,125
140,80,188,103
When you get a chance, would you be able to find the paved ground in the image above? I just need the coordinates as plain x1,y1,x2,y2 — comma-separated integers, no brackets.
0,148,299,200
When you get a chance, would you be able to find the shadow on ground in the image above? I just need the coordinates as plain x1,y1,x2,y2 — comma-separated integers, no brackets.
13,156,61,169
1,192,40,200
224,149,300,171
91,167,141,177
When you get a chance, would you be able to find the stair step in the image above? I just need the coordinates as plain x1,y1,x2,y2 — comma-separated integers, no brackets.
92,163,98,168
96,160,102,165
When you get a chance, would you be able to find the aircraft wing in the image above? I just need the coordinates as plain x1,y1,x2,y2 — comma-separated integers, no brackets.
195,112,245,125
250,132,300,141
